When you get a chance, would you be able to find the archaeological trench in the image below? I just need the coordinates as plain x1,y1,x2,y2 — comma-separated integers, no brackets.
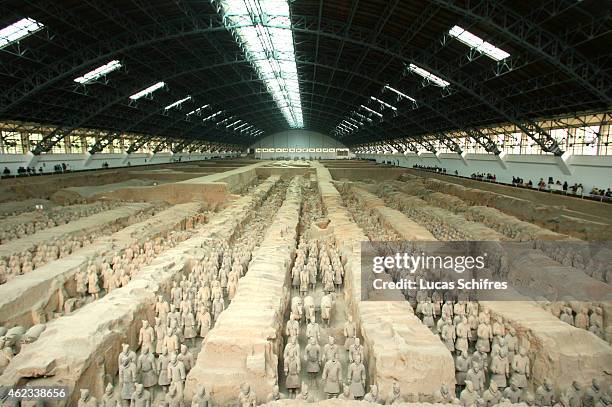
0,159,610,407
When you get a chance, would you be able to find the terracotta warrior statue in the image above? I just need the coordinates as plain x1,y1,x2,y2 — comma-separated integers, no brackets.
284,344,301,397
364,384,382,404
266,384,285,402
78,389,98,407
304,336,321,386
347,353,366,400
100,383,119,407
137,345,158,399
130,383,151,407
138,320,155,352
238,383,257,407
536,379,555,407
321,352,342,398
192,386,212,407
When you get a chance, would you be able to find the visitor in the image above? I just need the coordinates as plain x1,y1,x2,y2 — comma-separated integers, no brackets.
563,181,568,192
527,180,533,188
538,178,546,190
571,183,578,194
3,167,10,176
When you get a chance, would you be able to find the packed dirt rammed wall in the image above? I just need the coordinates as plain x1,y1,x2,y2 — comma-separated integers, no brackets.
0,175,282,406
185,177,303,405
314,163,456,399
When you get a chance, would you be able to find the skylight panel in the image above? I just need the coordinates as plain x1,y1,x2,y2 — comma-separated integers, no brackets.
0,18,44,49
448,25,510,61
164,96,192,110
348,117,364,126
407,64,450,87
202,110,223,122
342,120,358,129
186,104,210,116
217,116,234,126
234,123,249,131
383,85,416,103
360,105,384,118
74,60,122,84
219,0,304,128
129,81,165,100
371,96,397,111
354,112,373,123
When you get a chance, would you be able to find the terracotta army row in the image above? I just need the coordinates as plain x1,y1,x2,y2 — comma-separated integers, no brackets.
457,378,611,407
0,204,168,285
0,229,105,284
7,186,289,405
539,301,607,341
39,213,205,320
412,296,611,407
116,342,195,405
59,232,187,317
0,201,119,244
89,273,212,407
341,192,401,242
78,376,211,407
417,299,529,396
282,327,367,399
159,183,290,406
94,248,239,407
534,241,608,283
291,239,345,297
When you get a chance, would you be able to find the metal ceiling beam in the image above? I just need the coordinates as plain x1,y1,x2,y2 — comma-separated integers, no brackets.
132,75,458,147
326,0,419,114
2,5,608,154
312,0,360,125
431,0,612,104
6,10,606,118
16,52,402,153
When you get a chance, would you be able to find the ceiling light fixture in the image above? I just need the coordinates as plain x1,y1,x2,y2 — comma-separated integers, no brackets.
219,0,303,128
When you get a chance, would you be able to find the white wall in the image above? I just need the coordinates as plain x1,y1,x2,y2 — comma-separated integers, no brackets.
359,152,612,193
0,151,239,175
250,130,354,159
